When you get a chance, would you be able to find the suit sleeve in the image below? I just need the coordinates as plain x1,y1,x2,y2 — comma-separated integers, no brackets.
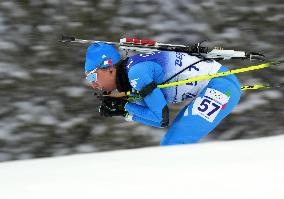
125,61,169,128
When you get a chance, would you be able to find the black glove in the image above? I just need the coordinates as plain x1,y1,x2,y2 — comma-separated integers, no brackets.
98,96,128,117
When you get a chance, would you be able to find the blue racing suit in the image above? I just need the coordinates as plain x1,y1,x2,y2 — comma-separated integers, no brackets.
124,51,241,145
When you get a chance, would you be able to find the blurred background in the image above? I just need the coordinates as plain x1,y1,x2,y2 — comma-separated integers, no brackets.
0,0,283,162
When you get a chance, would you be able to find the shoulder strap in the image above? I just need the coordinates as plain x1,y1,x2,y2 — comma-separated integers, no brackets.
161,58,209,84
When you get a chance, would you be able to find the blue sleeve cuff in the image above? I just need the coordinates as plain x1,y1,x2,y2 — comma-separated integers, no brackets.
132,115,164,128
125,102,160,123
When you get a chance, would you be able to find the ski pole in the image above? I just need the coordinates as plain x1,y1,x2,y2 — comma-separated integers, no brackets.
122,61,282,99
240,83,282,90
158,61,282,89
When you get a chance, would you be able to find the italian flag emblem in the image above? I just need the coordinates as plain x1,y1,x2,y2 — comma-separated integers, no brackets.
103,59,112,66
222,90,232,110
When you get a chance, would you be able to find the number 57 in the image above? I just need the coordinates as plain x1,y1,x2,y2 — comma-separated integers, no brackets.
198,98,221,116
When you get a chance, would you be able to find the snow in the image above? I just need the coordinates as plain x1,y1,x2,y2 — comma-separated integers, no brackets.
0,135,284,199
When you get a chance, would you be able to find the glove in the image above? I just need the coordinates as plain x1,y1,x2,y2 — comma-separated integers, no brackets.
99,96,128,117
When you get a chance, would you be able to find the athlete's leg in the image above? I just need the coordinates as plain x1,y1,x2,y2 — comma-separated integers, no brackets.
160,70,241,145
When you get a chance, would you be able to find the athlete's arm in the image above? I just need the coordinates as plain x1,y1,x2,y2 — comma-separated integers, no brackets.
125,61,169,128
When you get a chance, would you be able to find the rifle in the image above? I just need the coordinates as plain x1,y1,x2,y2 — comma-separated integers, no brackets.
61,35,265,61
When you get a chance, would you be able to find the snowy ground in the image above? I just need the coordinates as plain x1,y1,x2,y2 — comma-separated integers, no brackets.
0,135,283,199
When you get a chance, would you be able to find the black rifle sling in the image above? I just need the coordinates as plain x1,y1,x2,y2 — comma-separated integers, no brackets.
161,58,209,84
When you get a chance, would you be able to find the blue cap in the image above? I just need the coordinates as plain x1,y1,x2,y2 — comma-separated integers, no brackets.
84,43,121,72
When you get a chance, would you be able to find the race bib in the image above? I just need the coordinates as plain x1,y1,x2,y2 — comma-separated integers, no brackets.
191,88,230,122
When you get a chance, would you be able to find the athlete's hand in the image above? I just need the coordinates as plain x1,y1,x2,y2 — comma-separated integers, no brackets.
98,96,128,117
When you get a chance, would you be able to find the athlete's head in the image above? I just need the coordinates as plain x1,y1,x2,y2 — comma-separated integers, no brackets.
84,43,121,92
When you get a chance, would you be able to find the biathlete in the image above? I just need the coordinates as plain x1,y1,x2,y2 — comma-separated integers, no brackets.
84,43,241,145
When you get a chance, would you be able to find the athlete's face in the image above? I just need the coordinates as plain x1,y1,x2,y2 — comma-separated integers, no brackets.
85,66,117,92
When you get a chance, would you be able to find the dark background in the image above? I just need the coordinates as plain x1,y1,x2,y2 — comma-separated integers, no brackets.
0,0,283,162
